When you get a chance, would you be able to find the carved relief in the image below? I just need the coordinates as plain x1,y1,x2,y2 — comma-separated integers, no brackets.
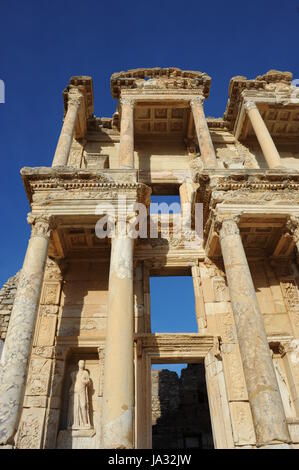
35,315,57,346
41,282,61,305
213,276,229,302
16,408,46,449
281,280,299,326
229,402,256,446
26,357,52,396
222,345,248,401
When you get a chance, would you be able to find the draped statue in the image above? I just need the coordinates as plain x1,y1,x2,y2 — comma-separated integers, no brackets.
67,360,92,429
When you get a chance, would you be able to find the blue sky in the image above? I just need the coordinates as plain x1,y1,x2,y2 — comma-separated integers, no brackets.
0,1,298,340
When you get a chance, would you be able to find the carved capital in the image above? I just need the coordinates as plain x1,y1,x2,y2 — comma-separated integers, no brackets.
120,97,135,109
27,214,55,239
214,214,241,239
244,100,257,112
190,95,205,108
286,216,299,243
67,87,84,108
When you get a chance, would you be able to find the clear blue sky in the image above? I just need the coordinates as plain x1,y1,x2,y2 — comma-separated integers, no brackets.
0,0,298,340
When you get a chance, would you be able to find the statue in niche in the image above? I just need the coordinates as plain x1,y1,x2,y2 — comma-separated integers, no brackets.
67,360,92,429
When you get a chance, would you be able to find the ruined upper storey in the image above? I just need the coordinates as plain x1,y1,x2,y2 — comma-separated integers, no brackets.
46,68,299,188
110,67,212,98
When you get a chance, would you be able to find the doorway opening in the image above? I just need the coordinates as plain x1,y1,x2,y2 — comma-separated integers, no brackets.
151,362,214,449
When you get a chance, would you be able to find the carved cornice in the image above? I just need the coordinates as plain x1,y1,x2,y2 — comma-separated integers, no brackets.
63,76,94,119
110,67,211,98
21,167,151,205
223,70,293,129
135,333,216,356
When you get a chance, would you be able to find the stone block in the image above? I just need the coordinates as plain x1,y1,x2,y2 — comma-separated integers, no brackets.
222,344,248,401
229,402,256,446
263,314,293,335
201,278,215,302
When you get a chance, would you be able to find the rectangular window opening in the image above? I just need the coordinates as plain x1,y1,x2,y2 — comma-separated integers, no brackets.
150,275,197,333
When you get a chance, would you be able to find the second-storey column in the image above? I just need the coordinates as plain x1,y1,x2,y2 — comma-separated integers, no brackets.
244,101,281,169
101,223,134,448
52,88,83,167
119,97,135,169
190,96,217,169
218,216,290,447
0,215,53,446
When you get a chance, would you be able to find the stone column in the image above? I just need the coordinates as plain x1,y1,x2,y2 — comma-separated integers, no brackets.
52,88,83,167
0,215,53,446
190,96,217,168
217,216,290,447
101,221,134,448
119,97,135,169
244,101,281,169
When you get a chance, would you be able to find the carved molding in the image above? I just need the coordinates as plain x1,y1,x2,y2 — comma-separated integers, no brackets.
110,67,211,98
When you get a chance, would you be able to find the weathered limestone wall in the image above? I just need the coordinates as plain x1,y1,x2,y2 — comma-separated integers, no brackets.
58,260,109,337
151,365,214,449
0,273,19,341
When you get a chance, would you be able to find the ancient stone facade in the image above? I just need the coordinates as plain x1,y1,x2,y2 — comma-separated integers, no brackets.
0,67,299,448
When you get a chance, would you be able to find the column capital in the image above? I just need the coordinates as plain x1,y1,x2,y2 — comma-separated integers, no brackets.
214,214,241,239
120,96,135,108
67,87,84,108
27,214,56,239
244,100,257,112
190,95,205,107
286,215,299,242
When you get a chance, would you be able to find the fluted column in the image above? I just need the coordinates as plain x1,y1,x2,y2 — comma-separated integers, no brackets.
52,88,83,167
0,215,53,446
190,96,217,168
101,221,134,448
217,216,290,447
244,101,281,169
119,97,135,169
